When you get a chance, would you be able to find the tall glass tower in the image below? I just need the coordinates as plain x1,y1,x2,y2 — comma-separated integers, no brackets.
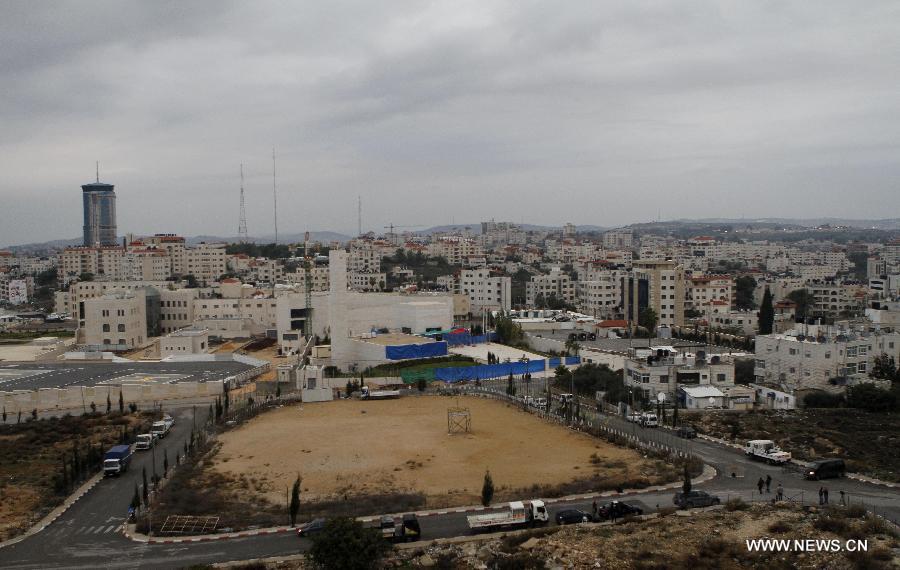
82,181,117,246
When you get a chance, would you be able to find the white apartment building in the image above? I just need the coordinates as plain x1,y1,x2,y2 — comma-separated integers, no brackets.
576,270,626,319
79,289,147,349
525,267,576,306
806,281,865,318
349,241,384,273
754,325,900,393
686,274,733,312
285,266,330,292
58,280,174,322
429,237,484,266
602,229,633,250
60,247,126,284
624,347,735,402
121,249,171,281
459,269,511,312
349,271,387,292
183,243,227,285
247,259,284,284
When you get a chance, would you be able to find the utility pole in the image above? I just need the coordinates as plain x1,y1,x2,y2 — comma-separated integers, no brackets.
272,147,278,245
238,163,248,242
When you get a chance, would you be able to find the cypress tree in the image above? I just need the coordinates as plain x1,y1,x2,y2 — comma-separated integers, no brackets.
759,287,774,335
481,470,494,507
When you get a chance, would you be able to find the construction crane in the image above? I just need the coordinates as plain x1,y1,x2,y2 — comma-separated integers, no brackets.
383,223,423,234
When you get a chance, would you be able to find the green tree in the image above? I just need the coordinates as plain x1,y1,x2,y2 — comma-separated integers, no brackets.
290,474,302,526
78,272,94,282
871,353,899,382
308,518,390,570
141,467,149,505
564,339,581,357
734,358,755,385
846,383,897,412
118,391,124,414
786,289,815,320
682,464,691,495
494,312,525,346
163,450,169,478
416,378,427,392
638,307,658,335
106,393,111,414
481,470,495,506
734,276,757,310
131,483,142,511
758,287,774,335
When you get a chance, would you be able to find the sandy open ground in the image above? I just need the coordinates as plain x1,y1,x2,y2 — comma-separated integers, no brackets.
213,396,652,507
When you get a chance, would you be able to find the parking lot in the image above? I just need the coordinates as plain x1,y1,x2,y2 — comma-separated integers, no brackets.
0,361,254,391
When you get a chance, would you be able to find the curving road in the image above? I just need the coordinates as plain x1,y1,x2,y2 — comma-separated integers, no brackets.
2,402,899,569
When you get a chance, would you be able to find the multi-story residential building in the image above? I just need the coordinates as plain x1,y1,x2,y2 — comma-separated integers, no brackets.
576,269,626,319
59,246,126,284
247,259,284,284
429,237,484,266
285,266,330,292
480,220,527,247
349,271,387,291
79,289,147,349
602,229,633,250
754,325,900,393
628,260,685,330
132,234,187,275
459,269,511,312
705,309,758,335
56,280,174,320
349,240,384,273
525,267,576,306
686,274,733,312
183,243,227,285
806,281,866,318
624,347,735,402
121,249,171,281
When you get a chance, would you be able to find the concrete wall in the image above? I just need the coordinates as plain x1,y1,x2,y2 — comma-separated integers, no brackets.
526,333,625,370
1,380,225,414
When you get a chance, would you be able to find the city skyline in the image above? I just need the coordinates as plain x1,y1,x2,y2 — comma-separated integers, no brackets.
2,1,899,245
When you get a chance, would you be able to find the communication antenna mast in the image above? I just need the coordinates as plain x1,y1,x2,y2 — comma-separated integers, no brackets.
238,163,248,242
358,195,362,236
303,230,313,340
95,161,100,183
272,147,279,244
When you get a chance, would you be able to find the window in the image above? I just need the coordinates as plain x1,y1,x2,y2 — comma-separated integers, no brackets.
716,373,726,383
118,338,126,345
102,324,110,332
846,363,857,374
847,347,857,357
659,375,669,383
858,346,868,356
857,362,867,374
117,324,126,332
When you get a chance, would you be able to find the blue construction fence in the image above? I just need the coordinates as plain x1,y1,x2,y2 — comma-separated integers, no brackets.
385,341,449,360
434,356,581,383
444,331,498,346
547,356,582,368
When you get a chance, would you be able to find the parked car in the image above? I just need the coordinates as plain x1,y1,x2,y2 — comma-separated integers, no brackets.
805,459,846,480
676,426,697,439
555,509,591,525
596,501,643,520
673,491,720,509
297,518,327,537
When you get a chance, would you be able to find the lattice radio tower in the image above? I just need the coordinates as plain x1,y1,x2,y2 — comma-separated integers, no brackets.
238,163,249,242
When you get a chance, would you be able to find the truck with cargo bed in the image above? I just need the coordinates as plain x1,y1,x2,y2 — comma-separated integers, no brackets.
466,500,548,532
361,386,401,400
745,439,791,464
103,445,133,477
376,514,421,543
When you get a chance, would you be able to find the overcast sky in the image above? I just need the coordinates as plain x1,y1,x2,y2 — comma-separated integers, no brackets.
2,1,899,246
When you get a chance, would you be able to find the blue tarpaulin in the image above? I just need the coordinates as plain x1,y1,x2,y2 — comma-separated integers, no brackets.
444,332,497,346
385,342,448,360
434,359,547,382
565,356,581,365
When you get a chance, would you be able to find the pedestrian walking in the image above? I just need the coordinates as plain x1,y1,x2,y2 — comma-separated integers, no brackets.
818,487,824,505
757,477,765,495
823,487,829,504
840,490,846,506
776,483,783,501
592,500,598,520
765,474,772,493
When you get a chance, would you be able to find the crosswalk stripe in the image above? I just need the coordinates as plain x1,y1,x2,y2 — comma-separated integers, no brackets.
82,526,95,534
106,525,117,533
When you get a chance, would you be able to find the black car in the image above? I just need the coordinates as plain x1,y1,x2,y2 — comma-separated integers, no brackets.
676,426,697,439
673,491,720,509
297,518,326,537
596,501,643,520
805,459,846,480
555,509,591,525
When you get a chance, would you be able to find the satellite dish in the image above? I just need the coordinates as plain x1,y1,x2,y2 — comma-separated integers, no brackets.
657,392,666,402
708,397,716,405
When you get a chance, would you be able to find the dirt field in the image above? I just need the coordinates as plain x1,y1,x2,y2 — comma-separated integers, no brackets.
213,396,655,508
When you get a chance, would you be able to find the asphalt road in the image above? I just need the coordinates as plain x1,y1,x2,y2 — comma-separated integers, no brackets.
2,402,900,569
0,361,253,392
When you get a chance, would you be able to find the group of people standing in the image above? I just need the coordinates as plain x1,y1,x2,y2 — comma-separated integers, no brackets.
757,475,784,501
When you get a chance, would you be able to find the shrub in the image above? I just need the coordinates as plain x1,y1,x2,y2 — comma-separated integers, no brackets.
768,520,792,534
814,515,849,534
725,498,749,512
308,517,390,570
